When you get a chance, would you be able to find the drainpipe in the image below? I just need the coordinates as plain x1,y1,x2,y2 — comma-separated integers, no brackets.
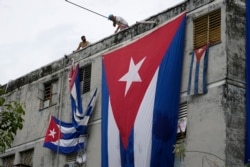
56,56,69,167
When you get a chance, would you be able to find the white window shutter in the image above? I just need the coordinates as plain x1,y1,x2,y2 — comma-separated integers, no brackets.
51,82,58,104
37,83,44,101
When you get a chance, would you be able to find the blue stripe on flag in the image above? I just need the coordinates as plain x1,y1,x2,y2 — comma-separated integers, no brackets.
202,50,208,94
120,129,134,167
245,0,250,164
150,14,186,167
194,62,200,95
101,64,109,167
187,51,195,95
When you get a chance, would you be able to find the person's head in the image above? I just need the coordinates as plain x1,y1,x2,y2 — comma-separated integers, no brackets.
81,36,86,42
108,14,114,21
108,14,116,27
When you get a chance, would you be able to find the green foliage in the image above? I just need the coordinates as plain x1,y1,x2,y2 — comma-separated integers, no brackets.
0,89,25,153
173,139,185,160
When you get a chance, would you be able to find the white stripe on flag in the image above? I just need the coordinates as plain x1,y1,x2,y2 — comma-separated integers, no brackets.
107,98,121,167
134,67,158,167
72,84,83,117
57,125,77,134
189,55,197,95
77,89,98,126
198,53,205,94
51,136,86,147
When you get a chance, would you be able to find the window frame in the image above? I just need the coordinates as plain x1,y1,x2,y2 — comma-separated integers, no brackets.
176,102,188,141
79,63,92,94
20,149,34,167
193,9,221,49
2,154,15,167
38,79,58,109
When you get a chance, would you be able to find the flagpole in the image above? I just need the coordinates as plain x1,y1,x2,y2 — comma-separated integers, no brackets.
56,55,68,167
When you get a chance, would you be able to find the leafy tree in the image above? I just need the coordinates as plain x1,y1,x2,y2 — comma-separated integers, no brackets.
0,88,25,153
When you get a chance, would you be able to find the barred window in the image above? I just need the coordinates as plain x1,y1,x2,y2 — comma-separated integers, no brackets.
193,9,221,49
66,152,77,162
64,152,82,167
79,64,92,94
20,149,34,167
44,82,53,103
2,154,14,167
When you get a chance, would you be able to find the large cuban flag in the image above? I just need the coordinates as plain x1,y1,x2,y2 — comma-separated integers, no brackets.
43,116,85,154
187,44,209,96
245,0,250,164
102,12,186,167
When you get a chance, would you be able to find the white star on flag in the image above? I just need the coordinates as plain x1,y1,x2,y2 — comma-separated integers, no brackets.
197,48,203,53
119,57,146,95
48,128,56,139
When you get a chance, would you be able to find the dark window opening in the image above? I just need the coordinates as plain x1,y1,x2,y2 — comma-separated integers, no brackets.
176,102,187,141
79,64,92,94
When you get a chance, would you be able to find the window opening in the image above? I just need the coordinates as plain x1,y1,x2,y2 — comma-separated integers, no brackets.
193,9,221,49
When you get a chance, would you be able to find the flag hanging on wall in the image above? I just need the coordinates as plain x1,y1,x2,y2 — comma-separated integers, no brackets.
69,62,98,133
102,12,186,167
43,116,85,154
187,44,209,96
245,0,250,164
69,62,85,132
75,88,98,133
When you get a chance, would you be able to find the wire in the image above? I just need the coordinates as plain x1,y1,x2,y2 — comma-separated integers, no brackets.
65,0,108,19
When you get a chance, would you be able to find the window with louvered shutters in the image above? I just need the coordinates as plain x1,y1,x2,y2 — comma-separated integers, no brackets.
193,9,221,49
20,149,34,167
44,82,53,106
38,80,58,109
2,155,14,167
176,102,187,141
79,64,92,94
66,152,77,162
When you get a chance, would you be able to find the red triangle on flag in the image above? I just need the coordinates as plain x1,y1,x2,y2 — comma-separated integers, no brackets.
195,45,208,62
44,116,62,143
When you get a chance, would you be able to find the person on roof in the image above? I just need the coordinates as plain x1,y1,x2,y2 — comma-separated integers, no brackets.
74,35,90,52
108,14,129,33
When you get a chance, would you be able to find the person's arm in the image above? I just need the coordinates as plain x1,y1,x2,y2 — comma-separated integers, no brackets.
75,42,81,52
115,25,120,33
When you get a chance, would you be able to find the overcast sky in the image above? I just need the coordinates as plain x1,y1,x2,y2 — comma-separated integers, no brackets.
0,0,184,85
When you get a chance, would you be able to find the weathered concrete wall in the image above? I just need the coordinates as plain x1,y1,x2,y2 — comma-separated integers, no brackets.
223,83,246,166
225,0,246,166
184,85,226,167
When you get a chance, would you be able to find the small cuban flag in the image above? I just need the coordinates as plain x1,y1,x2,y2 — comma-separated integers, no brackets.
187,44,209,96
43,116,85,154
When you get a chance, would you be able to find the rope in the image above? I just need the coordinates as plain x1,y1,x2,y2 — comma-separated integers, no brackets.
65,0,108,19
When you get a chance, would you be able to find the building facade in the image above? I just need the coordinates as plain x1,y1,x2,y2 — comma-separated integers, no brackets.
0,0,247,166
